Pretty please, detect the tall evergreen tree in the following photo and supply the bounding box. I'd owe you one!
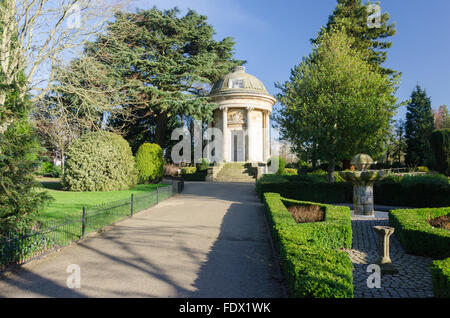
[79,7,244,151]
[404,85,435,167]
[314,0,397,76]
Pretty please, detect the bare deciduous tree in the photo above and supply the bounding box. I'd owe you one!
[0,0,129,132]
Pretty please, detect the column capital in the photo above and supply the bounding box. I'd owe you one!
[246,106,255,112]
[219,106,228,112]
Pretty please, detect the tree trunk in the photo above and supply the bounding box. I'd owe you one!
[61,149,65,177]
[327,159,335,183]
[312,146,317,170]
[155,112,168,148]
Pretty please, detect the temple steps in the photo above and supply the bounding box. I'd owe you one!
[214,163,256,183]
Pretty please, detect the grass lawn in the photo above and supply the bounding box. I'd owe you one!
[38,180,167,223]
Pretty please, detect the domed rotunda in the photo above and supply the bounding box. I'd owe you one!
[209,66,276,162]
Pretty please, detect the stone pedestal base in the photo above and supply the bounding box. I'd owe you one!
[373,226,398,275]
[353,183,374,217]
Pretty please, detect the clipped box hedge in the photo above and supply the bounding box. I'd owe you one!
[257,175,450,207]
[431,258,450,298]
[257,180,352,204]
[389,207,450,259]
[263,192,353,298]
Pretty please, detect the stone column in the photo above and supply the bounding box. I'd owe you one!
[263,111,270,161]
[221,107,228,162]
[247,106,254,162]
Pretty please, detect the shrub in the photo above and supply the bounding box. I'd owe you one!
[256,175,352,204]
[135,143,164,183]
[263,193,353,298]
[389,207,450,259]
[431,129,450,176]
[63,131,138,191]
[181,167,197,174]
[256,173,450,207]
[39,162,62,178]
[196,158,210,171]
[284,168,297,175]
[181,166,207,181]
[431,258,450,298]
[416,166,430,173]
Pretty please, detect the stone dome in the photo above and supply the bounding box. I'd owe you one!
[210,66,270,96]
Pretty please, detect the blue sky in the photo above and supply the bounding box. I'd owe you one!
[129,0,450,122]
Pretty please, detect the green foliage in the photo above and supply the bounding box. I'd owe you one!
[430,129,450,176]
[275,28,398,174]
[39,162,62,178]
[405,85,435,167]
[263,193,353,298]
[196,158,210,171]
[0,230,54,267]
[431,258,450,298]
[257,173,450,207]
[83,7,244,149]
[0,120,50,233]
[63,131,138,191]
[257,175,352,204]
[389,208,450,259]
[135,143,164,184]
[313,0,397,76]
[285,168,297,175]
[181,167,197,174]
[181,166,207,181]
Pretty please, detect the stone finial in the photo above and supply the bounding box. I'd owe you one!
[233,66,245,72]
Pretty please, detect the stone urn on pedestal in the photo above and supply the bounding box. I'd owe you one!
[339,154,387,217]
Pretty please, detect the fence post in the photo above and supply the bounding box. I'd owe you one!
[131,193,134,216]
[156,186,159,204]
[82,206,86,239]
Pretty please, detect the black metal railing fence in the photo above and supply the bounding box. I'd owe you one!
[0,180,183,272]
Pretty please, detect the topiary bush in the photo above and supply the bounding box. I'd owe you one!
[431,129,450,176]
[135,143,164,184]
[63,131,138,191]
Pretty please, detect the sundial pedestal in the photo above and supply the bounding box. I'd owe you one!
[373,226,398,275]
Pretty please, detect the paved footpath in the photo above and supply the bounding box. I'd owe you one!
[0,182,285,298]
[344,212,434,298]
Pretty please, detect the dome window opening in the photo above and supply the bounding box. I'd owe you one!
[229,79,244,89]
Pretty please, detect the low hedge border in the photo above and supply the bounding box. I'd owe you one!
[389,207,450,298]
[263,192,353,298]
[257,176,450,207]
[389,207,450,259]
[431,258,450,298]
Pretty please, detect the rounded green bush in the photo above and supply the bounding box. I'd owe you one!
[135,143,164,183]
[63,131,138,191]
